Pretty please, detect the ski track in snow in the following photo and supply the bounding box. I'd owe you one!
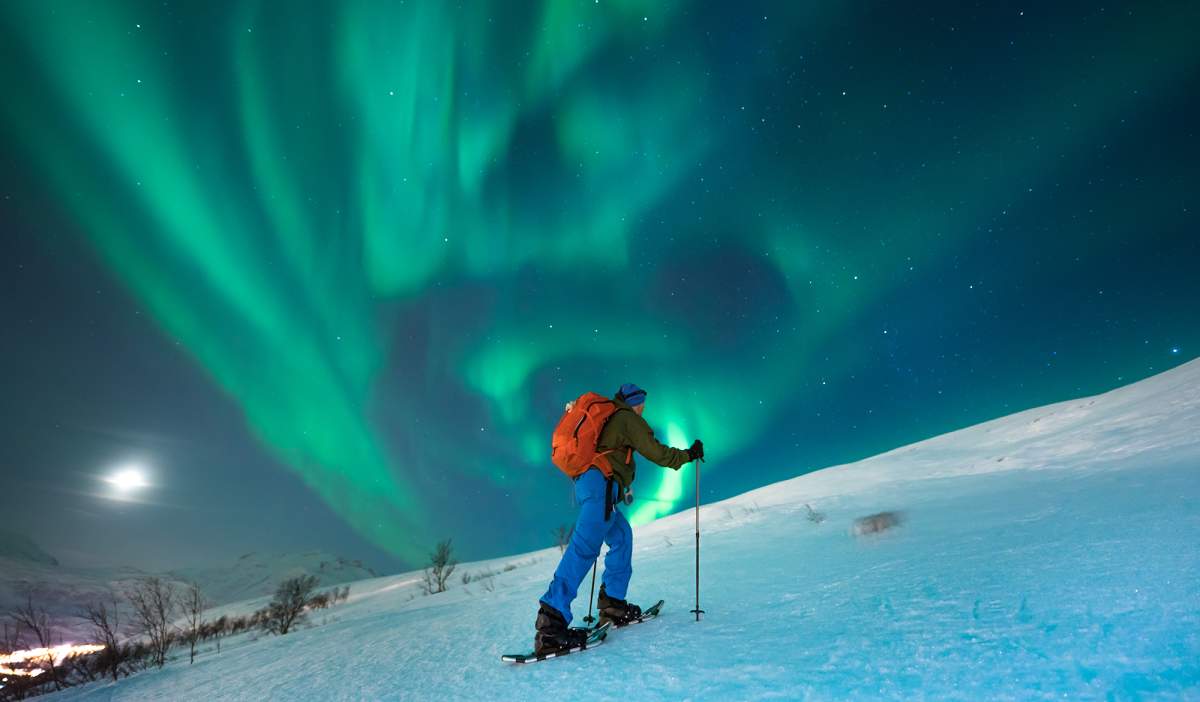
[42,360,1200,701]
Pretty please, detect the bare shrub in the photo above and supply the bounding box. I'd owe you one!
[65,650,96,683]
[263,574,319,635]
[207,614,229,653]
[9,590,63,690]
[126,577,178,668]
[420,539,457,595]
[126,641,151,671]
[81,593,126,681]
[181,583,207,664]
[805,503,826,524]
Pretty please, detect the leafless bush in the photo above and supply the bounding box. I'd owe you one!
[64,651,96,683]
[263,574,319,635]
[80,593,126,681]
[227,614,250,635]
[251,609,267,629]
[126,641,151,671]
[203,614,229,653]
[479,575,496,593]
[805,503,826,524]
[126,576,178,668]
[181,582,207,664]
[9,590,63,690]
[420,539,457,595]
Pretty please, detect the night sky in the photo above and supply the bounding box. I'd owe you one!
[1,1,1196,573]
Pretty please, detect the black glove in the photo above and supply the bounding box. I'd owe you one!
[687,439,704,462]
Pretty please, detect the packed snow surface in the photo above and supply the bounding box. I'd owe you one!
[46,360,1200,700]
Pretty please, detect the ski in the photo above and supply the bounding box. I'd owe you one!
[500,621,612,664]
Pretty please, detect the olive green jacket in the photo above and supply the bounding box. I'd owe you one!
[596,397,692,488]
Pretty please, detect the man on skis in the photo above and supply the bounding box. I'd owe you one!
[534,382,704,655]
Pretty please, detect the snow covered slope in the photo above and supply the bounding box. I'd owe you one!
[46,359,1200,701]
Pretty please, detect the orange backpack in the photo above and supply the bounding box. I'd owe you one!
[551,392,620,478]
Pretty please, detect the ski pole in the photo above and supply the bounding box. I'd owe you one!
[690,456,705,622]
[583,559,598,624]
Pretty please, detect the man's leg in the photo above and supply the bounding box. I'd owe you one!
[600,504,634,601]
[539,469,608,623]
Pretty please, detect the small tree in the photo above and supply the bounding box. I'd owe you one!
[263,575,318,635]
[553,524,574,553]
[210,614,228,653]
[9,590,63,691]
[420,539,457,595]
[127,577,177,668]
[81,593,126,681]
[181,582,207,664]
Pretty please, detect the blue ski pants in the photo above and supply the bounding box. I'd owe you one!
[540,467,633,624]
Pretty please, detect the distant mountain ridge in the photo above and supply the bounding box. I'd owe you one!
[167,551,379,606]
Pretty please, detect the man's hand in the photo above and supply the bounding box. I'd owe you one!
[687,439,705,462]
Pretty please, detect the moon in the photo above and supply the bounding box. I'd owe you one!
[104,466,149,496]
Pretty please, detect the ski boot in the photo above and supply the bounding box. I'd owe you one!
[596,584,643,627]
[534,602,590,655]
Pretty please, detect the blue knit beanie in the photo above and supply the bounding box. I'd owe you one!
[616,383,646,406]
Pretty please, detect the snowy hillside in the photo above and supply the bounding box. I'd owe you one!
[44,359,1200,700]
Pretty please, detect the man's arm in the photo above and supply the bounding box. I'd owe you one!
[622,412,692,470]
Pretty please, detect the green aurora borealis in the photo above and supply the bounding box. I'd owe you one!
[2,1,1197,568]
